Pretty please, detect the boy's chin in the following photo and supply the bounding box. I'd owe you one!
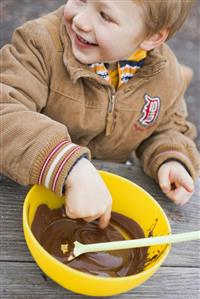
[72,49,98,65]
[74,55,97,65]
[75,57,93,65]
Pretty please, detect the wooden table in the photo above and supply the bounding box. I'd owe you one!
[0,161,199,298]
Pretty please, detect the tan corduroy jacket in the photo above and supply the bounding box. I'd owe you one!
[1,6,200,196]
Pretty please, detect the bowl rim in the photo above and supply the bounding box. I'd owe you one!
[23,170,171,282]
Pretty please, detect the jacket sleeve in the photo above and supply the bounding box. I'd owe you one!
[0,21,90,196]
[136,67,200,182]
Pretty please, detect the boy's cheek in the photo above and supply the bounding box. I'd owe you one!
[64,2,75,23]
[63,5,70,21]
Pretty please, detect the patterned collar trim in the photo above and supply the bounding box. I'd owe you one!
[89,49,147,89]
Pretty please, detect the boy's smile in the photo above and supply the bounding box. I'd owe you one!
[76,33,98,47]
[64,0,147,64]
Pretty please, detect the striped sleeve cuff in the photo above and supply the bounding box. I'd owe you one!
[30,139,91,196]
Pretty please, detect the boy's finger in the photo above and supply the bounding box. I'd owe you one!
[158,169,171,193]
[65,205,77,219]
[98,206,112,229]
[167,187,191,205]
[179,176,194,193]
[83,215,100,223]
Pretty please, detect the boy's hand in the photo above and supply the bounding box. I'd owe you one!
[158,161,194,205]
[64,158,112,229]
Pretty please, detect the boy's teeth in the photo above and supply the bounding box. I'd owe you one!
[78,35,96,46]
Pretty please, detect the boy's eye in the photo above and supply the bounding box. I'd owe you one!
[100,11,113,23]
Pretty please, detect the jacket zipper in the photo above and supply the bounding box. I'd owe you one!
[105,90,116,136]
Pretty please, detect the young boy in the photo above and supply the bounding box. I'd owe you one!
[1,0,199,229]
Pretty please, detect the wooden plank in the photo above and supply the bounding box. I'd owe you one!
[0,262,199,299]
[0,162,200,266]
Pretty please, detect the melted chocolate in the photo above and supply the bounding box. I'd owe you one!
[31,204,148,277]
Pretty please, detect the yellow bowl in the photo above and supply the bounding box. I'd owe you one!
[23,171,171,296]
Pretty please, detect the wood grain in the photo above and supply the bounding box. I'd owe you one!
[1,262,199,299]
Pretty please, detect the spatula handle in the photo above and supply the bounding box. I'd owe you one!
[75,231,200,255]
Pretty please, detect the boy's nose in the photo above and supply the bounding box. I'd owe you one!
[73,12,92,33]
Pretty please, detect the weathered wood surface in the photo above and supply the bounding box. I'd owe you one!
[0,161,199,298]
[1,263,199,299]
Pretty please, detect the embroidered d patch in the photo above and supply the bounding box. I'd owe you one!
[139,93,160,126]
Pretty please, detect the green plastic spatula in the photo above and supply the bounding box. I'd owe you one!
[63,230,200,261]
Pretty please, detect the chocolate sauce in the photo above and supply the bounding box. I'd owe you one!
[31,204,148,277]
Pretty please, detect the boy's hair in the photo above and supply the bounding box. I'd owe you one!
[138,0,195,39]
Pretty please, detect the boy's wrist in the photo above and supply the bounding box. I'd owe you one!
[159,158,192,177]
[63,156,89,192]
[144,149,198,183]
[65,158,94,188]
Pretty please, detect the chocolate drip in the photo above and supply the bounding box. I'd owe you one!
[31,204,148,277]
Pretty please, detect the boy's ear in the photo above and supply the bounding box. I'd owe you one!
[140,28,169,51]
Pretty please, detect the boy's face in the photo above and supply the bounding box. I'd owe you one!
[64,0,147,64]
